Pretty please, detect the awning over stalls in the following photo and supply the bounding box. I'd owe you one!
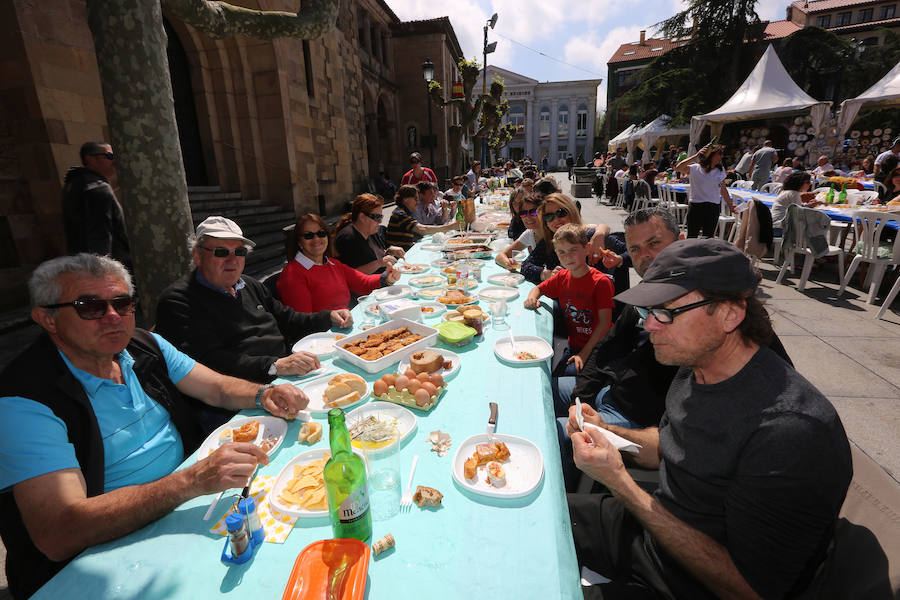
[837,60,900,136]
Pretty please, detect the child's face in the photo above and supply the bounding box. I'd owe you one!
[555,240,589,271]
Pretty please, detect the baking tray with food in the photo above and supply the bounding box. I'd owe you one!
[333,318,439,373]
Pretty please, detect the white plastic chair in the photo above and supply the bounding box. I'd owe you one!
[776,206,846,291]
[716,200,736,240]
[632,180,653,213]
[837,210,900,305]
[761,182,783,194]
[871,180,887,199]
[614,176,626,209]
[876,277,900,320]
[734,180,754,190]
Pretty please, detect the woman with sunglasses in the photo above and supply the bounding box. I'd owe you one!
[334,194,405,275]
[674,143,737,238]
[520,193,618,284]
[278,214,400,313]
[496,192,543,271]
[386,185,459,251]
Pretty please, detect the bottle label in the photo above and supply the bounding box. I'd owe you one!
[338,485,370,524]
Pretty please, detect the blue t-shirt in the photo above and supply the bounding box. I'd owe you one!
[0,333,195,493]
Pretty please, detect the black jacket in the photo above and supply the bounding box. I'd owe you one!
[0,330,203,599]
[155,270,332,384]
[62,167,131,268]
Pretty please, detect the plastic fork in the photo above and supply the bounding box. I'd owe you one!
[400,455,419,510]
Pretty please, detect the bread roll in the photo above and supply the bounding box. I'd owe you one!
[330,374,366,396]
[327,391,360,407]
[413,485,443,508]
[324,382,352,403]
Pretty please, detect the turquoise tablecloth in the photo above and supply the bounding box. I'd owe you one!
[34,233,582,599]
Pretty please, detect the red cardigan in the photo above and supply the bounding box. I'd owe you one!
[278,255,382,312]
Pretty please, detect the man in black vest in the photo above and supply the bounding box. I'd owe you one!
[0,254,310,598]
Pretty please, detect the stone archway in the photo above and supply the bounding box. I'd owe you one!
[164,17,208,186]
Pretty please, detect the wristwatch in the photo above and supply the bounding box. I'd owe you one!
[255,384,273,410]
[267,360,278,377]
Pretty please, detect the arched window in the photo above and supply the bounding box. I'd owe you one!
[558,104,568,137]
[539,107,550,139]
[577,104,588,137]
[508,105,525,135]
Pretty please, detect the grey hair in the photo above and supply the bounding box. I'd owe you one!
[623,208,680,239]
[29,253,133,310]
[189,234,209,253]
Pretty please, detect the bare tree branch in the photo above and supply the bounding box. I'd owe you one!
[161,0,338,40]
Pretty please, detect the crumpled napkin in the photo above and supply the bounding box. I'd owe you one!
[583,422,642,454]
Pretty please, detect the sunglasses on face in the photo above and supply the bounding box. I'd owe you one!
[542,207,569,223]
[635,299,718,324]
[301,230,328,240]
[43,295,136,320]
[200,246,249,258]
[364,212,383,222]
[518,208,539,218]
[91,152,116,160]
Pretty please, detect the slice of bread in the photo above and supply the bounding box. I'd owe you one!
[329,374,366,396]
[326,391,360,407]
[324,382,352,403]
[413,485,443,508]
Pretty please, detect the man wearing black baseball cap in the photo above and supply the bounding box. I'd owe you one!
[568,238,852,599]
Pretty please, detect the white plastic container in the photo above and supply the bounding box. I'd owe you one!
[333,318,439,373]
[378,298,422,322]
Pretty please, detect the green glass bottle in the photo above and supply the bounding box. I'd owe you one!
[838,183,847,204]
[825,184,835,204]
[456,201,466,232]
[324,408,372,541]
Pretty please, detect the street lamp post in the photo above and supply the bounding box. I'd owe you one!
[422,58,436,170]
[481,13,498,167]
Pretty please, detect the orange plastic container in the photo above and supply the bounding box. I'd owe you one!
[282,538,371,600]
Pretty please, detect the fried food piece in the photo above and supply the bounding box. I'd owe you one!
[493,441,510,462]
[361,350,383,361]
[464,456,477,480]
[232,420,259,443]
[346,345,368,356]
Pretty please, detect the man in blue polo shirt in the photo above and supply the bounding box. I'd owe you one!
[0,253,310,599]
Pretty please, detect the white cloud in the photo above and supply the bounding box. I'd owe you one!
[755,0,787,21]
[564,25,644,111]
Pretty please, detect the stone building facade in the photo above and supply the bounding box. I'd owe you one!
[0,0,463,311]
[480,66,601,168]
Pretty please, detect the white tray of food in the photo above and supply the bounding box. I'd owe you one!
[451,433,544,499]
[291,331,347,358]
[197,416,287,461]
[408,274,445,288]
[270,448,368,518]
[417,301,446,318]
[372,285,412,301]
[397,347,460,379]
[493,335,553,364]
[479,286,520,302]
[333,318,439,373]
[486,273,524,287]
[299,373,370,415]
[346,401,417,454]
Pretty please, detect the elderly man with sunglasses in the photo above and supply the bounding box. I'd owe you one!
[62,141,131,270]
[156,217,351,430]
[0,253,310,598]
[567,238,851,600]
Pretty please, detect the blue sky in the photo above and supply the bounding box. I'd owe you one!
[388,0,786,112]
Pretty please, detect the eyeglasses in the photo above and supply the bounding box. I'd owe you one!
[301,230,329,240]
[90,152,116,160]
[518,208,539,218]
[635,299,718,324]
[542,207,569,223]
[364,212,383,222]
[42,295,136,320]
[200,246,249,258]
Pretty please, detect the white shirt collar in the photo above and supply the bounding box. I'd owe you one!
[294,250,333,270]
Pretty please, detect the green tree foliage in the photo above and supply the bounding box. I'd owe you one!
[777,27,851,102]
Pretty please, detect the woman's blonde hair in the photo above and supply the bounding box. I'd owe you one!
[539,192,583,252]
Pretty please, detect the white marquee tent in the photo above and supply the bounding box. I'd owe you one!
[689,45,831,153]
[628,115,691,159]
[608,124,637,151]
[837,60,900,136]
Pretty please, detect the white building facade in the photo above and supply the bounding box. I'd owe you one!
[479,66,602,167]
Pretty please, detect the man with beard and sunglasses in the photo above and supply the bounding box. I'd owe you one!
[0,253,311,599]
[156,216,351,431]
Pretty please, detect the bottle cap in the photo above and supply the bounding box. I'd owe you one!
[238,497,256,515]
[225,513,245,532]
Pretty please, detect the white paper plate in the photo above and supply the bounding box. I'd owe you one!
[269,447,368,518]
[197,416,287,462]
[300,376,370,415]
[373,285,412,301]
[479,286,520,302]
[408,274,445,288]
[364,303,382,316]
[396,263,430,274]
[346,401,417,454]
[442,308,490,325]
[487,273,525,287]
[451,433,544,499]
[415,287,445,299]
[291,331,345,358]
[397,347,461,379]
[420,243,443,251]
[493,335,553,364]
[489,239,509,251]
[417,301,447,318]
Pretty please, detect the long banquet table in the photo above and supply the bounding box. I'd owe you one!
[33,227,582,598]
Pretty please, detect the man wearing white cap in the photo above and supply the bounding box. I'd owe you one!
[156,216,351,429]
[568,238,851,599]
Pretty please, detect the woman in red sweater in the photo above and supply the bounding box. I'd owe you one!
[278,214,400,312]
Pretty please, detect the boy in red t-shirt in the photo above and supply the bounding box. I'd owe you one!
[524,224,614,375]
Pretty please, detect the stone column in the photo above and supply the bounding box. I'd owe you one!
[586,97,596,158]
[525,97,534,159]
[550,99,559,165]
[568,96,578,161]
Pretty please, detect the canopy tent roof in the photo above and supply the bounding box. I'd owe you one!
[837,60,900,136]
[689,45,830,152]
[627,115,691,150]
[608,124,637,150]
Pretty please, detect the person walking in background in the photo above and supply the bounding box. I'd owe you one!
[749,140,778,190]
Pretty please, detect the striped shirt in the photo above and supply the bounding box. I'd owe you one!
[386,206,420,250]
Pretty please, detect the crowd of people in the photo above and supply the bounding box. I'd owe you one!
[0,139,864,599]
